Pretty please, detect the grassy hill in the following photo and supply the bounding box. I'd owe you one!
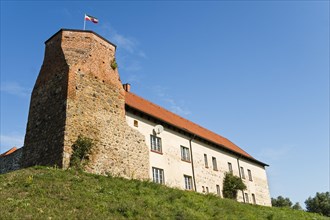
[0,167,328,220]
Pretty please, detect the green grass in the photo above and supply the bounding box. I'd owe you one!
[0,167,328,220]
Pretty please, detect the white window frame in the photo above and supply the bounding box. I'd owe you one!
[150,135,162,153]
[184,175,193,190]
[181,146,190,162]
[152,167,164,184]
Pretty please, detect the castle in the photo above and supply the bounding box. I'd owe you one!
[0,29,271,206]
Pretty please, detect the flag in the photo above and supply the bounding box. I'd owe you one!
[85,14,99,24]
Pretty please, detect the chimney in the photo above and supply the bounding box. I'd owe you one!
[123,83,131,92]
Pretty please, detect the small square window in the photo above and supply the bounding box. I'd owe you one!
[133,120,138,127]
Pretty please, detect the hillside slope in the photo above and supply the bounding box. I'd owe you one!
[0,167,328,220]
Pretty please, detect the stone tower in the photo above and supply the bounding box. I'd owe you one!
[21,29,149,179]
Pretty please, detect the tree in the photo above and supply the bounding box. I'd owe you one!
[222,172,247,199]
[271,196,293,208]
[305,192,330,217]
[292,202,302,210]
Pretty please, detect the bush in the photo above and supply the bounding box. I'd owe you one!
[222,172,246,199]
[70,135,94,170]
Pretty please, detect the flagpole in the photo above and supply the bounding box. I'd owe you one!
[83,14,86,30]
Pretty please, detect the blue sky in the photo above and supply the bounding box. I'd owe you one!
[1,1,329,208]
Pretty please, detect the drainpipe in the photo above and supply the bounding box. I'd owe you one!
[189,134,197,191]
[237,156,246,203]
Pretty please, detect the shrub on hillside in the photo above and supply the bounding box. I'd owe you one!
[70,135,94,170]
[222,172,246,199]
[271,196,293,208]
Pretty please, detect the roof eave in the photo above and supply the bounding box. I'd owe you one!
[125,104,269,167]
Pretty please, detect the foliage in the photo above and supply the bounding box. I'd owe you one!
[292,202,303,210]
[70,135,94,170]
[0,167,328,220]
[271,196,304,211]
[111,58,118,70]
[305,192,330,217]
[271,196,293,208]
[222,172,247,199]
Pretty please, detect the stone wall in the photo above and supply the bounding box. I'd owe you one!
[0,148,23,174]
[21,31,68,168]
[21,29,149,180]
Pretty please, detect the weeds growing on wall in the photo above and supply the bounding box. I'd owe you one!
[70,135,94,170]
[111,58,118,70]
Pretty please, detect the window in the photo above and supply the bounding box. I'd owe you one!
[150,135,162,153]
[240,167,245,179]
[181,146,190,162]
[228,162,233,173]
[248,169,253,181]
[202,186,205,193]
[204,154,208,168]
[245,193,249,203]
[206,187,209,193]
[152,167,164,184]
[133,120,138,127]
[184,175,193,190]
[216,184,221,196]
[212,157,218,171]
[252,193,256,204]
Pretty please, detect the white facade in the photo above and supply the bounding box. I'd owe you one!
[126,110,271,206]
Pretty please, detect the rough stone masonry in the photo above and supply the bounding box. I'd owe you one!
[9,29,149,179]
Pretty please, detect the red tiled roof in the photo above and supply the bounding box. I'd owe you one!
[125,92,265,165]
[0,147,17,158]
